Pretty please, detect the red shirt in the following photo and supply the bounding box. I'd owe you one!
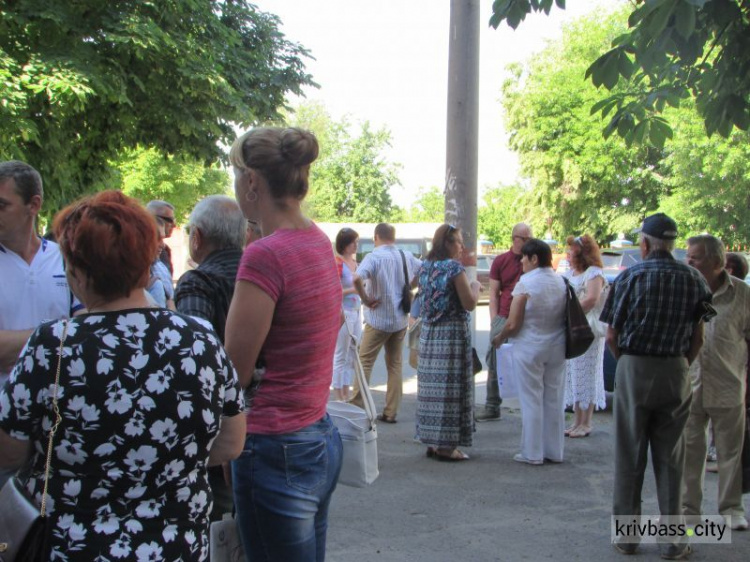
[236,223,342,434]
[489,249,523,317]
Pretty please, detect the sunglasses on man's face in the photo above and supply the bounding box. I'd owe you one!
[157,215,175,226]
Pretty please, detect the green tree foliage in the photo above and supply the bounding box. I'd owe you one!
[501,10,664,242]
[0,0,314,215]
[659,103,750,247]
[289,102,400,222]
[402,186,445,223]
[490,0,750,143]
[111,148,230,223]
[478,184,530,246]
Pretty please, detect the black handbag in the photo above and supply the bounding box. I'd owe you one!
[0,321,67,562]
[471,347,482,376]
[563,278,595,359]
[398,249,412,314]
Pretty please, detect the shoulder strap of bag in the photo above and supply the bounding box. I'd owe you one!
[41,320,68,517]
[342,316,377,425]
[398,249,409,287]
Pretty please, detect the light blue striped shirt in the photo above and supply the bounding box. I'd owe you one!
[357,244,421,332]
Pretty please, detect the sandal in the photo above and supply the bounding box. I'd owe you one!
[433,448,470,462]
[564,425,578,436]
[569,426,592,438]
[377,414,397,424]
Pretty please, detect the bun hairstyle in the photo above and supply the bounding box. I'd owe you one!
[53,190,159,300]
[229,127,319,201]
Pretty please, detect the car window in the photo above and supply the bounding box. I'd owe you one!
[395,242,422,256]
[476,255,493,271]
[601,253,622,269]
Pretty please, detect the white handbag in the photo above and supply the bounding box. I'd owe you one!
[209,514,245,562]
[587,281,609,338]
[496,343,518,399]
[327,319,379,488]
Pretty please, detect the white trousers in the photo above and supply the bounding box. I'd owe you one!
[513,341,567,462]
[332,308,362,389]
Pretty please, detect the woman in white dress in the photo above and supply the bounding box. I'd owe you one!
[563,235,607,438]
[492,239,567,465]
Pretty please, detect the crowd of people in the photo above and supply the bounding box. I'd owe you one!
[1,131,749,561]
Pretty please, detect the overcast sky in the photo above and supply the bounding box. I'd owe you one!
[255,0,622,206]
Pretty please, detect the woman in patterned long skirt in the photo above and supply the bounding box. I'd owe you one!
[416,224,480,461]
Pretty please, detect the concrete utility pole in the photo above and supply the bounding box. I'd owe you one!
[445,0,480,276]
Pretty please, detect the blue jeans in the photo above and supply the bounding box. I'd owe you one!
[232,415,343,562]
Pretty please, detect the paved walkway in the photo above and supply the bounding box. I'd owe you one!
[326,310,749,561]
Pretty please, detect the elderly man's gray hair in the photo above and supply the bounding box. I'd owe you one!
[189,195,246,250]
[641,232,675,253]
[687,234,725,268]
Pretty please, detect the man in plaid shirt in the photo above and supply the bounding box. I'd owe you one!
[601,213,713,560]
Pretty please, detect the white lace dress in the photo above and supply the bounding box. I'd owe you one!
[564,266,607,410]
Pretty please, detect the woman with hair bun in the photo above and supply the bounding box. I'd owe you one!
[0,190,246,561]
[225,127,344,561]
[562,234,607,438]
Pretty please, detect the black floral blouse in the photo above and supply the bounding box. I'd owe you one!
[0,309,244,561]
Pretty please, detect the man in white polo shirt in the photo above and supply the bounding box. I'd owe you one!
[0,161,82,388]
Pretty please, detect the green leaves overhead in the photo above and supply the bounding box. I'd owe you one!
[490,0,750,145]
[497,3,750,246]
[0,0,315,215]
[490,0,566,29]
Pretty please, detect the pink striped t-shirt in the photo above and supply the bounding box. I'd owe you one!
[236,222,342,434]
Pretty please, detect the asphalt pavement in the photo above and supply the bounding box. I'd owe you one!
[325,307,749,561]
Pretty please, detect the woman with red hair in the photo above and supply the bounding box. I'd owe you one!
[562,235,608,438]
[0,190,246,561]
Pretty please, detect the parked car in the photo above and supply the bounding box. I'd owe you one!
[600,246,687,391]
[476,254,496,304]
[602,248,687,283]
[356,237,432,262]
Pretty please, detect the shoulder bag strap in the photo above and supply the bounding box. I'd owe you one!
[398,249,409,287]
[342,314,377,425]
[40,320,68,517]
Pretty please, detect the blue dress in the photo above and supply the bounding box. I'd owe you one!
[415,259,474,447]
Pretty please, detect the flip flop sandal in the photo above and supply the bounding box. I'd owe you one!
[434,448,470,462]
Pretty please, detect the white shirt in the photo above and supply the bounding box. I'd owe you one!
[357,244,421,332]
[511,267,566,347]
[0,239,81,383]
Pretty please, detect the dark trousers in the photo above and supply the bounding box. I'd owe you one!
[483,316,507,411]
[613,355,691,520]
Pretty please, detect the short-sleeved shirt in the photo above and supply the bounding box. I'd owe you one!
[357,245,421,332]
[337,257,361,311]
[0,239,82,384]
[600,251,712,357]
[148,260,174,307]
[489,250,523,318]
[236,223,342,435]
[690,273,750,407]
[418,259,468,324]
[0,309,243,561]
[511,267,566,346]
